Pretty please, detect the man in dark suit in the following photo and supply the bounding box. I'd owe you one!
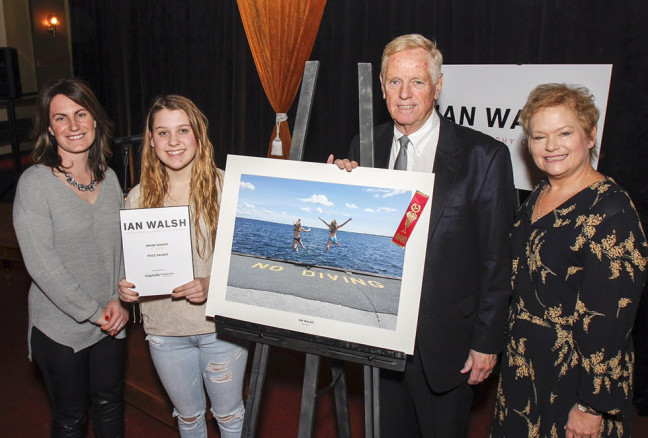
[329,34,515,437]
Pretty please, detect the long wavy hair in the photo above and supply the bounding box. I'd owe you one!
[31,78,113,181]
[139,95,222,258]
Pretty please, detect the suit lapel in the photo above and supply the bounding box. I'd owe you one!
[428,116,462,241]
[373,122,393,169]
[375,117,461,241]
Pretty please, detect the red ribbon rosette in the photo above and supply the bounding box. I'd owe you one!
[392,191,430,248]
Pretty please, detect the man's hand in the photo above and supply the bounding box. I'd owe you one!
[327,154,358,172]
[460,349,497,385]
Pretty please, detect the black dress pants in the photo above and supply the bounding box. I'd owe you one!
[31,327,126,438]
[379,348,474,437]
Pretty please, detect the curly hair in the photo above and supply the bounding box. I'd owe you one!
[138,95,222,258]
[31,78,113,181]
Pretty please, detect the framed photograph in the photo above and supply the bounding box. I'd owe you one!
[206,155,435,354]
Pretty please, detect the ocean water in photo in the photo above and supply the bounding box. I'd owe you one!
[231,217,405,278]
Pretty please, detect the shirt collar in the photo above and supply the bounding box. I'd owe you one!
[392,111,440,157]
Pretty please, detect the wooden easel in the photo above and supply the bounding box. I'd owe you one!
[215,317,405,438]
[215,61,406,437]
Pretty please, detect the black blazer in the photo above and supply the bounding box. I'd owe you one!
[350,114,515,392]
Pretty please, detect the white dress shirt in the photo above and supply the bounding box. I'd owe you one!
[389,111,440,173]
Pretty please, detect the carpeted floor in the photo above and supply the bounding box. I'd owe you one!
[0,258,497,437]
[1,238,647,437]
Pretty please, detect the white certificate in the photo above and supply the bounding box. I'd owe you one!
[120,206,194,296]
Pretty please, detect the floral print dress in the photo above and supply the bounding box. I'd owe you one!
[492,177,648,437]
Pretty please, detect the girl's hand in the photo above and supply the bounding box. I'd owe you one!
[172,277,210,304]
[118,278,139,303]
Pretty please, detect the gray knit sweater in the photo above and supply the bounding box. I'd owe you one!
[13,165,125,354]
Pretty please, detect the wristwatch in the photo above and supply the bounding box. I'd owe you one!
[577,402,602,416]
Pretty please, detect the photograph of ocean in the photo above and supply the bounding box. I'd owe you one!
[231,217,405,278]
[222,173,414,330]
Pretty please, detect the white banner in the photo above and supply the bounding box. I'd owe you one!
[437,64,612,190]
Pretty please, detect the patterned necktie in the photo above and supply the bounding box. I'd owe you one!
[394,135,409,170]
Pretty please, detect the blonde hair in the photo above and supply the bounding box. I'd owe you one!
[139,95,222,258]
[381,34,443,83]
[329,219,337,231]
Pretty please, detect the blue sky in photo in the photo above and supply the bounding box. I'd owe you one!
[235,174,414,237]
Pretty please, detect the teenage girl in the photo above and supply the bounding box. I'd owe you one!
[118,95,248,437]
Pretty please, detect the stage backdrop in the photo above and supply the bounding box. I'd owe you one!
[67,0,648,219]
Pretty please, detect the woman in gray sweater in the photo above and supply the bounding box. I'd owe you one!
[13,78,128,437]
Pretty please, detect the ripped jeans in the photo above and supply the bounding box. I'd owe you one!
[146,332,248,438]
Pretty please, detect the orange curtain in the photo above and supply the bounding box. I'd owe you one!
[237,0,327,159]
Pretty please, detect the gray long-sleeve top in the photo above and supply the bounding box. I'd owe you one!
[13,165,125,353]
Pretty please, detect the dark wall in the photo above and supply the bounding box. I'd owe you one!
[69,0,648,216]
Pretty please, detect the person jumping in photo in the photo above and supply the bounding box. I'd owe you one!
[319,217,352,251]
[293,218,311,252]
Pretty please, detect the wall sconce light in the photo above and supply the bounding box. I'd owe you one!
[46,13,59,38]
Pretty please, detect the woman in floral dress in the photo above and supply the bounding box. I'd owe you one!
[492,83,648,438]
